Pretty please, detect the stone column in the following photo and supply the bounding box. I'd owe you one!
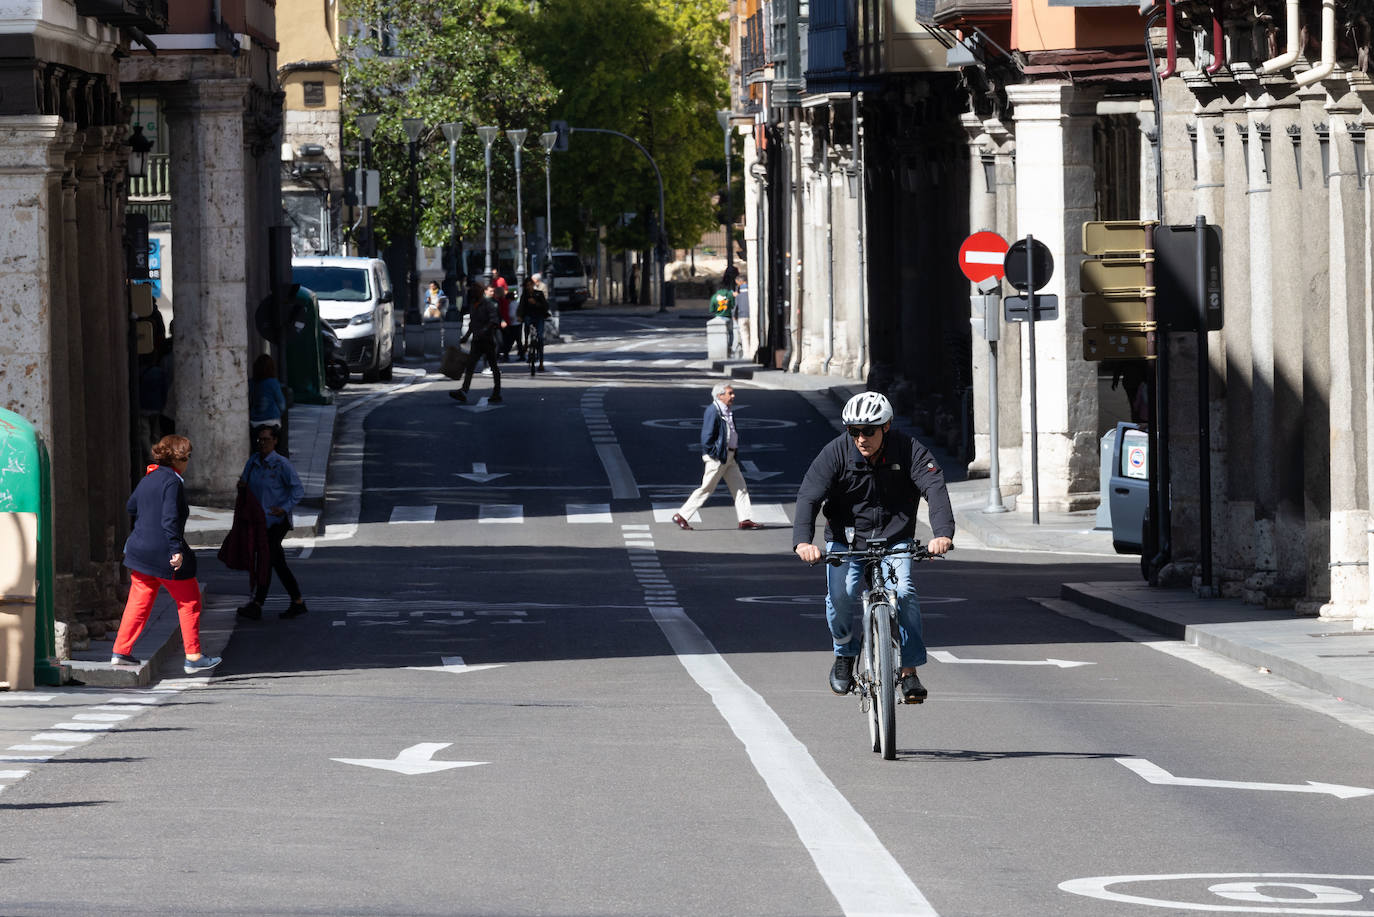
[1322,92,1371,620]
[164,80,253,506]
[1005,83,1101,511]
[962,113,995,480]
[1241,89,1280,603]
[0,117,66,454]
[1215,103,1256,596]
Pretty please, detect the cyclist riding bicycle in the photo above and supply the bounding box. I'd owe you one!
[793,392,955,703]
[517,275,551,372]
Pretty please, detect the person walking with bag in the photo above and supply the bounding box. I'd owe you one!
[235,425,308,620]
[671,383,761,531]
[450,280,503,404]
[111,434,222,675]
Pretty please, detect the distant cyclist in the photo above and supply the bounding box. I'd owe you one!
[793,392,955,703]
[517,274,551,371]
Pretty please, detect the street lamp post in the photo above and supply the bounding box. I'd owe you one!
[402,117,426,325]
[477,126,500,280]
[717,110,733,273]
[356,113,381,256]
[539,131,557,276]
[440,121,464,307]
[507,128,528,285]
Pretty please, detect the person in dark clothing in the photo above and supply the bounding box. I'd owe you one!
[517,275,551,371]
[111,434,222,675]
[450,281,503,404]
[793,392,955,703]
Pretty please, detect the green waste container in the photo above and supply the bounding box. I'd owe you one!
[0,409,66,687]
[285,286,333,406]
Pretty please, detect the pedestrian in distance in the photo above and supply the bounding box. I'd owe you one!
[423,280,448,322]
[235,425,308,621]
[111,434,222,675]
[517,274,551,371]
[451,280,504,404]
[248,353,286,453]
[793,392,954,704]
[672,382,761,531]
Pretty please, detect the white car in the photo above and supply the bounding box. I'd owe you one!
[292,256,395,381]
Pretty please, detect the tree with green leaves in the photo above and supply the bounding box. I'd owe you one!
[510,0,729,259]
[341,0,557,257]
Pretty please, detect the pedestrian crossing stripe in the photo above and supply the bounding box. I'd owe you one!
[381,503,790,525]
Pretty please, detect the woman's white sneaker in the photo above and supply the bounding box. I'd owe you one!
[183,655,222,675]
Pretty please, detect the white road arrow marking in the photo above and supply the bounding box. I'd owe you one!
[406,655,505,674]
[457,462,508,483]
[930,650,1094,668]
[332,743,487,775]
[1117,758,1374,799]
[739,460,782,481]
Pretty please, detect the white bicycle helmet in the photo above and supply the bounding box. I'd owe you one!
[841,391,894,426]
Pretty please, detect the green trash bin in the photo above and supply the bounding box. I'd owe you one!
[285,286,333,406]
[0,409,67,687]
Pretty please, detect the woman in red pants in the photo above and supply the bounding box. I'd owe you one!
[111,434,222,675]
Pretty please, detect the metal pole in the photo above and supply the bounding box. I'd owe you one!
[409,139,420,325]
[484,141,493,278]
[983,291,1007,513]
[545,149,553,271]
[1026,234,1040,525]
[1195,214,1213,596]
[448,138,457,283]
[514,144,525,283]
[724,120,734,271]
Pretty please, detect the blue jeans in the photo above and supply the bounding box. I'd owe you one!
[825,540,927,668]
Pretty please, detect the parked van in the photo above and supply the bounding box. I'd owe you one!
[546,250,589,309]
[291,256,395,381]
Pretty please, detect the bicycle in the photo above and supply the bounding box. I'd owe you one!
[819,537,935,761]
[525,321,545,376]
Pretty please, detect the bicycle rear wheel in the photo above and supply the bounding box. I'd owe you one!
[871,603,896,760]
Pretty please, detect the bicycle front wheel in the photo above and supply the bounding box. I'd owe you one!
[871,603,896,760]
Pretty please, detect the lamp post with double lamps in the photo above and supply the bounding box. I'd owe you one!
[356,113,381,256]
[440,121,464,307]
[402,117,426,324]
[477,125,500,280]
[717,110,734,272]
[507,128,528,285]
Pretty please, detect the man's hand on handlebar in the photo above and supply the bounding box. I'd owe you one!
[927,536,953,556]
[795,543,822,565]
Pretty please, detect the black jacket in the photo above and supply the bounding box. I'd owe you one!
[792,429,955,549]
[466,297,501,347]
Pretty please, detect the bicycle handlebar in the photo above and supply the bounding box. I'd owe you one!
[815,543,938,566]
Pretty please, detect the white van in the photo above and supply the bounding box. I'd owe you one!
[547,250,589,308]
[292,256,395,381]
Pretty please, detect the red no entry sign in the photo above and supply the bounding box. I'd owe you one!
[958,231,1010,283]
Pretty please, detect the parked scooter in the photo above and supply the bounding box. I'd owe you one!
[321,322,349,391]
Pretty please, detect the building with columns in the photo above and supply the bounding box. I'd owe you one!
[0,2,282,652]
[733,0,1374,629]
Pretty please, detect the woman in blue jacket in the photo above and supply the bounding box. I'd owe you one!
[111,434,222,674]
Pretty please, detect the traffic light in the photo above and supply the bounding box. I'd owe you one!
[550,120,570,152]
[1080,220,1156,362]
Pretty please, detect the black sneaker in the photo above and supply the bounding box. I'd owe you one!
[828,656,855,695]
[900,672,928,704]
[236,602,262,621]
[450,390,468,403]
[110,653,141,666]
[279,600,308,619]
[488,394,503,404]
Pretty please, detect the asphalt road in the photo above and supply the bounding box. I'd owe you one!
[4,310,1373,916]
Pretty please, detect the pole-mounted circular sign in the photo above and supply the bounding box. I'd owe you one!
[957,231,1010,284]
[1003,238,1055,292]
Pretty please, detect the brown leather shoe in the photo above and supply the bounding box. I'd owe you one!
[738,520,763,530]
[671,513,693,531]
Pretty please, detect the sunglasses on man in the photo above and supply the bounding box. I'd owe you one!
[847,425,882,438]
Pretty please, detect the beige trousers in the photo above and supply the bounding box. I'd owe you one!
[677,450,753,521]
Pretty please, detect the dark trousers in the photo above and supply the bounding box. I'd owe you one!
[253,523,301,605]
[461,336,502,395]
